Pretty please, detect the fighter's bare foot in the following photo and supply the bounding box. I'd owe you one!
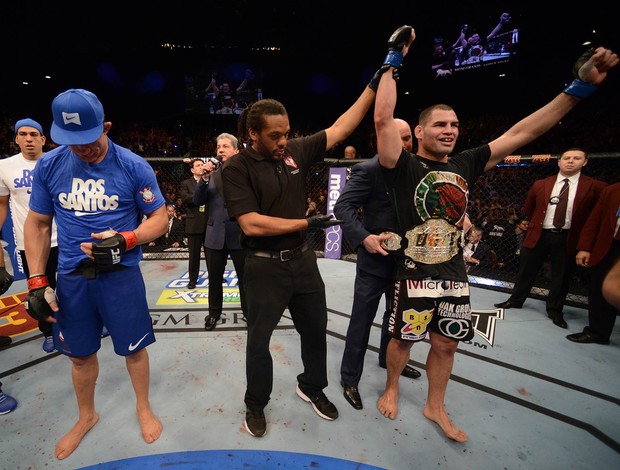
[377,389,399,420]
[137,408,162,444]
[423,406,468,443]
[55,413,99,460]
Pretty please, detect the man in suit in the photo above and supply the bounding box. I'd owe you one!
[463,226,493,274]
[495,148,607,328]
[180,158,208,289]
[567,182,620,344]
[194,133,247,331]
[334,118,420,411]
[499,217,529,272]
[149,203,185,248]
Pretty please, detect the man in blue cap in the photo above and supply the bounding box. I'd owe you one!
[0,118,58,353]
[23,89,168,460]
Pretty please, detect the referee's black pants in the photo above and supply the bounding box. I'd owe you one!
[243,249,328,411]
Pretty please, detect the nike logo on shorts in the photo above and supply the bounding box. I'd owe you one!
[128,333,150,352]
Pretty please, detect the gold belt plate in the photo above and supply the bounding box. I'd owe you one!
[382,219,460,264]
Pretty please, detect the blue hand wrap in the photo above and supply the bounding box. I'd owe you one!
[563,79,597,99]
[383,50,404,68]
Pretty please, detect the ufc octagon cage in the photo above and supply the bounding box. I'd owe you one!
[145,153,620,308]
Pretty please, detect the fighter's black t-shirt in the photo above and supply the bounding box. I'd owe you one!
[382,144,491,281]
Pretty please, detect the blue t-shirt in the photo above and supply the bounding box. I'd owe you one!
[29,139,165,273]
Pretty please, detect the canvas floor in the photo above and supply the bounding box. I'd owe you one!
[1,257,619,470]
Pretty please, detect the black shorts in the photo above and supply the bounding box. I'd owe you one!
[388,278,474,342]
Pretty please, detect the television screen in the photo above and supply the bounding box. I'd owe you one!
[431,10,520,78]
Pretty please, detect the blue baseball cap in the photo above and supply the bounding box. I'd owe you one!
[51,89,104,145]
[14,118,44,138]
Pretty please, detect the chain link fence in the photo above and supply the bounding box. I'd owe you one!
[145,153,620,307]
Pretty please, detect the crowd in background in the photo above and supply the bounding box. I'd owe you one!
[3,106,620,161]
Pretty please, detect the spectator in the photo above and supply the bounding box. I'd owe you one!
[343,145,357,159]
[499,217,529,272]
[463,225,493,274]
[148,203,185,248]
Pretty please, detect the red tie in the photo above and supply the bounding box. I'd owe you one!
[553,179,569,229]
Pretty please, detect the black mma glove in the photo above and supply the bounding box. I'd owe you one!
[563,47,598,99]
[24,275,56,322]
[91,231,137,268]
[306,214,343,229]
[0,266,14,295]
[368,25,413,91]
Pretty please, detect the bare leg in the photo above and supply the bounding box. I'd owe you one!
[126,348,162,444]
[55,354,100,460]
[422,332,468,443]
[377,338,413,419]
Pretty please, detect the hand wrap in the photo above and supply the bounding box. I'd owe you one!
[0,266,14,295]
[24,275,56,322]
[563,79,597,98]
[92,231,137,268]
[306,214,343,229]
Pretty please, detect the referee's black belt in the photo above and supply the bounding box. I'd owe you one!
[543,228,569,233]
[248,242,310,262]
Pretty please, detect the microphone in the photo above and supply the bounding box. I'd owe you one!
[205,156,222,171]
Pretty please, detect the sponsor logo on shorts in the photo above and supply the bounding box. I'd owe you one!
[128,332,150,351]
[437,318,471,340]
[406,279,469,298]
[400,307,432,340]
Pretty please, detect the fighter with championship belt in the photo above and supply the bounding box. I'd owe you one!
[372,24,618,446]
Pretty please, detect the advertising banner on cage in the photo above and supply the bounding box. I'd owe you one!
[1,206,25,281]
[324,167,347,260]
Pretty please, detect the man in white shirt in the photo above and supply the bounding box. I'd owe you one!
[0,119,59,352]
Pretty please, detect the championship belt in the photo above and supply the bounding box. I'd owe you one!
[382,218,461,264]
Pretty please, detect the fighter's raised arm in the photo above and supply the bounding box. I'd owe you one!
[374,25,415,169]
[485,46,619,170]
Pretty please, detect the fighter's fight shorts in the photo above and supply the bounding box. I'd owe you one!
[387,278,474,342]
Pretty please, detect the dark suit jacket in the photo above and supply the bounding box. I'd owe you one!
[470,241,493,267]
[576,182,620,266]
[193,170,243,250]
[522,173,607,256]
[153,217,185,247]
[333,156,397,278]
[180,176,207,235]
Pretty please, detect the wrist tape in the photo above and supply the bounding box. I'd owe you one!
[120,231,138,251]
[28,275,49,290]
[563,79,597,99]
[383,50,404,68]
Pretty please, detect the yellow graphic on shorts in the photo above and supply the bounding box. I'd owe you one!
[401,308,433,336]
